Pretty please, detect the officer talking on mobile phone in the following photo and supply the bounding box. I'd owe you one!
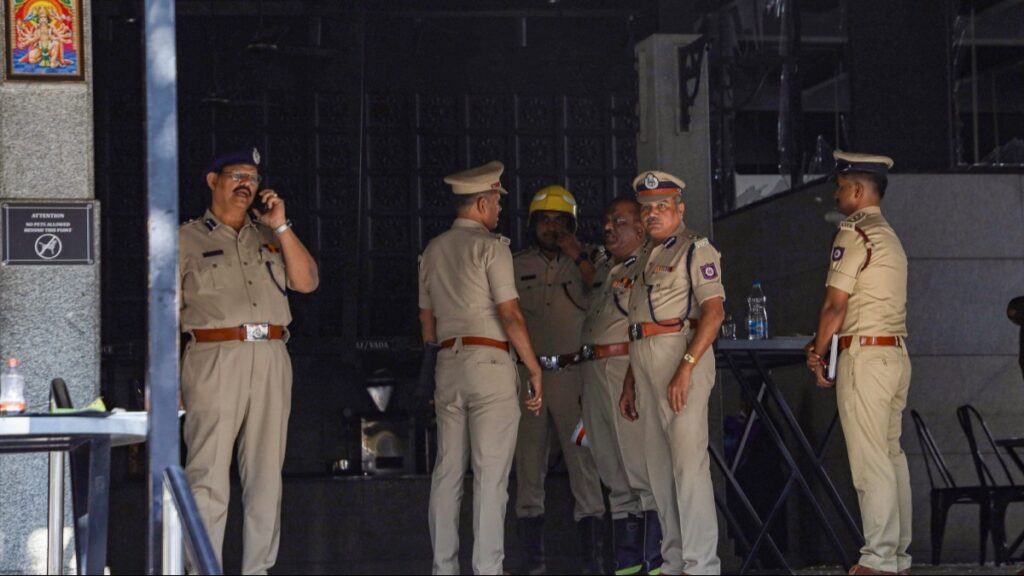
[179,147,318,574]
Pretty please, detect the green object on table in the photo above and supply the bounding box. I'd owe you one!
[49,397,107,414]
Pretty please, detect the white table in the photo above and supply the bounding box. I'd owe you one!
[0,412,148,575]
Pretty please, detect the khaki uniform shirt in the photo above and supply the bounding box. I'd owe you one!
[627,223,725,325]
[418,218,518,342]
[582,246,645,346]
[826,206,908,337]
[514,246,594,355]
[179,210,292,332]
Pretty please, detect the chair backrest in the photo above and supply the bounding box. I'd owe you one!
[910,409,958,489]
[956,404,1017,488]
[50,378,73,410]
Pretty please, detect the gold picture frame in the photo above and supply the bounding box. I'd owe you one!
[4,0,84,81]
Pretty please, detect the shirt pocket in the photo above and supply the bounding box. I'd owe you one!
[560,279,587,311]
[516,275,543,309]
[643,266,678,289]
[263,252,288,295]
[193,257,233,292]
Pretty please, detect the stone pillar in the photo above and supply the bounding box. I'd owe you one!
[635,33,713,237]
[0,0,99,572]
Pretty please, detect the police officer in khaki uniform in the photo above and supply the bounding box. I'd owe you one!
[180,148,319,574]
[805,151,911,576]
[513,185,606,575]
[619,171,724,575]
[579,197,664,575]
[419,161,544,575]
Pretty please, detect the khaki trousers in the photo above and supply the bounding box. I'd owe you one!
[630,331,720,575]
[580,355,656,517]
[429,343,521,575]
[515,364,605,521]
[181,339,292,575]
[836,340,913,574]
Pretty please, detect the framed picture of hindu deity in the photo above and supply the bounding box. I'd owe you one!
[4,0,84,81]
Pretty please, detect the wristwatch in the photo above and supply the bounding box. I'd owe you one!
[683,353,697,365]
[574,251,590,265]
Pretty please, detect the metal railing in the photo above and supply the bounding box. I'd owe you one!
[162,466,221,575]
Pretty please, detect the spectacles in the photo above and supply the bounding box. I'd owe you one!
[224,171,262,186]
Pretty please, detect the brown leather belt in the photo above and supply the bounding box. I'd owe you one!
[192,324,285,342]
[580,342,630,361]
[837,335,901,352]
[440,336,510,352]
[628,318,700,342]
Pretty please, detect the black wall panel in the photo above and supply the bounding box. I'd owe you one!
[93,1,647,473]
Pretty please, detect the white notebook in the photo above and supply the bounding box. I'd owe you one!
[828,334,839,381]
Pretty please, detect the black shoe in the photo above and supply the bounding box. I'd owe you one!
[643,510,663,574]
[579,516,606,575]
[519,515,546,575]
[613,514,644,575]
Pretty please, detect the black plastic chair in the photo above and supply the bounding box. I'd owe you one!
[910,410,989,565]
[956,405,1024,565]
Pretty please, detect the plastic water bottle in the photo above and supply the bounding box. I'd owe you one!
[0,358,26,414]
[746,281,768,340]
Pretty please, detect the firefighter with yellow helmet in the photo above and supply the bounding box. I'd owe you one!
[513,185,607,574]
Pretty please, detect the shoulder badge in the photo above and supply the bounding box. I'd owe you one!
[694,238,709,249]
[495,234,511,246]
[839,221,856,232]
[847,211,867,224]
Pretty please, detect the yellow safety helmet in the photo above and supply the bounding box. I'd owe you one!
[528,185,578,231]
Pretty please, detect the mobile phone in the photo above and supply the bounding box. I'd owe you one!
[255,191,270,215]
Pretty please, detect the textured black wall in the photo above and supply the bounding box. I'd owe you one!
[846,0,955,169]
[93,1,649,474]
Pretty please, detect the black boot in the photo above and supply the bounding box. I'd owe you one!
[519,515,546,575]
[643,510,664,575]
[613,514,644,575]
[579,516,606,575]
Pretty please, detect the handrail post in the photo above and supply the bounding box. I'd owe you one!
[143,0,181,572]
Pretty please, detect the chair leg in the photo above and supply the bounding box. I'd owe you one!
[991,496,1011,566]
[980,499,991,566]
[931,493,949,566]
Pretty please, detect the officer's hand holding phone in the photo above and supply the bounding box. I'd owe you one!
[252,189,287,229]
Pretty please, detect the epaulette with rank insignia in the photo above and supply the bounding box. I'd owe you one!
[694,238,710,249]
[495,234,511,245]
[839,221,857,232]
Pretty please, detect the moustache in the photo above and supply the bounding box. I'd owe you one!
[645,218,661,227]
[233,187,252,197]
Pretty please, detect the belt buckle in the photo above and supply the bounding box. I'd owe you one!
[539,355,559,370]
[580,345,595,361]
[245,323,270,341]
[628,323,643,342]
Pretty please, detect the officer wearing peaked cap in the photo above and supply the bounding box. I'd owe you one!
[619,170,725,575]
[180,147,319,574]
[806,151,912,575]
[419,160,544,575]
